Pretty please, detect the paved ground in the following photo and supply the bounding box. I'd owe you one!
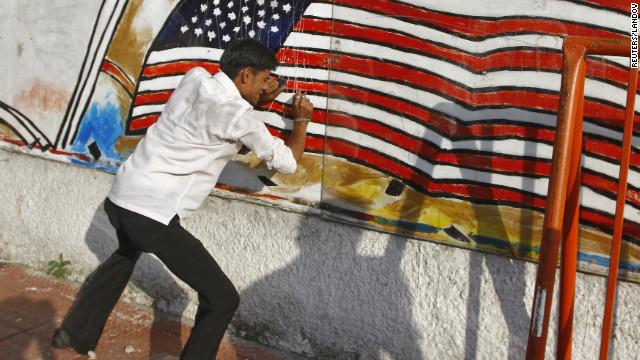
[0,262,303,360]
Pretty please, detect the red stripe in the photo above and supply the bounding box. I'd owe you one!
[134,90,173,106]
[129,115,160,131]
[326,0,625,38]
[101,60,135,94]
[142,61,220,78]
[295,19,628,82]
[580,210,640,237]
[578,0,628,13]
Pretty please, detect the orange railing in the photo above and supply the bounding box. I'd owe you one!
[525,37,637,360]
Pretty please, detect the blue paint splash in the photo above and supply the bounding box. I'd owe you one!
[71,96,124,170]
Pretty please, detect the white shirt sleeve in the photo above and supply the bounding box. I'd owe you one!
[228,109,298,174]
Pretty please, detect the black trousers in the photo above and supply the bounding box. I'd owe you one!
[59,198,239,359]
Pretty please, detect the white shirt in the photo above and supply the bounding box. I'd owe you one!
[108,67,297,225]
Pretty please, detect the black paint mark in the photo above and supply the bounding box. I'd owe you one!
[258,176,278,187]
[88,141,101,160]
[385,179,405,197]
[443,224,471,243]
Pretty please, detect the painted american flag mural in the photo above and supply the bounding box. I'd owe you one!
[1,0,638,279]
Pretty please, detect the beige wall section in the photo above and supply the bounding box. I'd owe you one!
[1,147,639,359]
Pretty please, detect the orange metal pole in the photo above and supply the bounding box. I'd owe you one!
[526,43,587,360]
[563,37,631,57]
[557,68,585,360]
[527,36,633,360]
[599,65,639,360]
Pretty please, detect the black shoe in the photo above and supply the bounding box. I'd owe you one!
[51,328,71,349]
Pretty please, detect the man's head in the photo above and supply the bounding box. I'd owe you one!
[220,38,278,105]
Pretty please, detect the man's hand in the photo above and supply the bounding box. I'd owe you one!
[257,77,286,106]
[292,91,313,121]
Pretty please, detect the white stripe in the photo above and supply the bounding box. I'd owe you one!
[131,104,166,118]
[304,4,624,54]
[305,1,625,35]
[60,0,127,149]
[137,75,184,92]
[285,32,638,112]
[305,4,565,52]
[147,47,224,64]
[399,0,626,33]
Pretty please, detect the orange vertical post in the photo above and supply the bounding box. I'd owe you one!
[557,61,585,360]
[526,42,586,360]
[599,65,639,360]
[525,37,632,360]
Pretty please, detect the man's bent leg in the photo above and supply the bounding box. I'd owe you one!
[55,199,142,354]
[142,222,239,360]
[56,245,141,354]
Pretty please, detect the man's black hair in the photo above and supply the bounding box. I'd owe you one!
[219,38,278,79]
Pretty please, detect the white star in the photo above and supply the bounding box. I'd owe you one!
[241,6,248,12]
[233,26,240,33]
[213,8,221,16]
[228,12,236,20]
[257,0,264,5]
[201,4,208,12]
[208,31,216,41]
[270,25,279,32]
[273,14,280,20]
[191,15,198,23]
[243,15,251,25]
[205,19,213,26]
[257,20,266,28]
[213,0,220,5]
[249,30,256,37]
[258,9,265,17]
[222,34,231,42]
[283,3,291,13]
[270,0,278,8]
[227,1,234,8]
[220,21,227,29]
[194,28,203,36]
[180,25,189,33]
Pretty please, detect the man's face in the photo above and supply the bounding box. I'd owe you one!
[243,68,272,106]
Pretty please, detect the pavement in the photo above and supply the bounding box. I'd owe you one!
[0,262,304,360]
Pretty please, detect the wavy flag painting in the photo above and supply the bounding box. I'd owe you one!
[1,0,639,279]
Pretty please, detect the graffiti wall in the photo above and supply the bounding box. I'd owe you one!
[1,0,639,280]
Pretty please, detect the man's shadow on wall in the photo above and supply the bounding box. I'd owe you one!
[83,200,189,355]
[443,103,534,358]
[233,188,424,359]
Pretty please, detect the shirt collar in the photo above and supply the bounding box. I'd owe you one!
[213,71,243,99]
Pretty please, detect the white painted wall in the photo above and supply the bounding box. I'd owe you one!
[2,147,639,359]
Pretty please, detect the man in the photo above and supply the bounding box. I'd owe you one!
[52,38,314,359]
